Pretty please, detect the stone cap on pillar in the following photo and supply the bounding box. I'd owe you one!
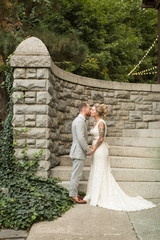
[10,37,51,67]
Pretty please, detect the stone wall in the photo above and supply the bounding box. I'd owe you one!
[10,37,160,177]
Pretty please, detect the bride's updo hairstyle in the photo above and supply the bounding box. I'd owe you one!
[94,104,108,118]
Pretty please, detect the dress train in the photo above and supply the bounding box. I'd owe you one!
[84,119,156,211]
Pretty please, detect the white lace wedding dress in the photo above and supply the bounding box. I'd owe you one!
[84,119,156,211]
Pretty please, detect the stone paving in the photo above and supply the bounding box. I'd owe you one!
[0,199,159,240]
[26,199,159,240]
[0,229,28,240]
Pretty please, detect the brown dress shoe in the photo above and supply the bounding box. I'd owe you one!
[71,196,87,204]
[77,194,84,200]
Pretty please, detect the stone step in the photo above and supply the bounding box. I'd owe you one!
[59,181,160,198]
[51,166,160,182]
[110,156,160,169]
[109,146,160,158]
[123,129,160,138]
[60,155,160,169]
[106,137,160,148]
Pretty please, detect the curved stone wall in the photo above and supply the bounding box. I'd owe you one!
[10,37,160,177]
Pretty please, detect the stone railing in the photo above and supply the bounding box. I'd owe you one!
[10,37,160,177]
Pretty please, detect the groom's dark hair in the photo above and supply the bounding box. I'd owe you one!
[78,103,88,112]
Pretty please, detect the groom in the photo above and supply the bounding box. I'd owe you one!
[69,103,93,204]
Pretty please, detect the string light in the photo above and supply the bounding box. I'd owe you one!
[132,66,157,75]
[128,36,158,76]
[132,71,157,76]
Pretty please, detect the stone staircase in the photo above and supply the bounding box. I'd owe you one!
[51,129,160,198]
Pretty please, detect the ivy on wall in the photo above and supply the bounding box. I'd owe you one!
[0,58,74,230]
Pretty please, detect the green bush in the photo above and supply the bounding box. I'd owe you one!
[0,58,74,231]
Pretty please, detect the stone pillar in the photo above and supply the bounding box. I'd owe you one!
[10,37,52,178]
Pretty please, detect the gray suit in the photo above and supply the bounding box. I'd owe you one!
[69,114,90,197]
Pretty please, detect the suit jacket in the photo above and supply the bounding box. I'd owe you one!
[69,114,91,160]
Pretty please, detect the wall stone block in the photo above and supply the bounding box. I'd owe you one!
[112,110,128,116]
[50,141,59,153]
[58,100,67,111]
[67,82,76,89]
[148,122,160,129]
[143,93,160,102]
[14,127,50,139]
[51,118,58,128]
[143,115,160,122]
[50,132,58,140]
[25,115,36,121]
[27,139,36,148]
[50,154,60,168]
[136,104,152,111]
[136,122,148,129]
[124,123,136,129]
[69,107,79,118]
[121,116,129,120]
[37,68,49,79]
[152,102,160,115]
[10,55,51,68]
[106,121,115,127]
[14,79,47,91]
[91,90,104,100]
[13,115,25,127]
[122,103,135,110]
[129,111,143,122]
[14,105,48,115]
[26,68,37,78]
[105,91,114,97]
[115,91,130,99]
[76,85,84,94]
[15,139,26,148]
[60,134,72,142]
[37,92,51,104]
[112,104,121,110]
[36,139,48,148]
[36,115,48,127]
[13,68,26,79]
[57,112,64,124]
[130,94,143,103]
[84,89,91,96]
[104,98,118,105]
[80,95,88,101]
[61,89,72,98]
[25,121,36,127]
[48,107,57,117]
[71,92,80,99]
[12,91,24,104]
[66,99,75,107]
[14,148,51,160]
[25,98,36,104]
[25,92,36,98]
[64,120,72,134]
[37,161,50,171]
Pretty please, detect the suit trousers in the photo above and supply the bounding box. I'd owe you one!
[69,159,84,197]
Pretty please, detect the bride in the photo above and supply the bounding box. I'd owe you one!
[84,103,156,211]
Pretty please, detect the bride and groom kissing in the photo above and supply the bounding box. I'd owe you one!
[69,103,156,211]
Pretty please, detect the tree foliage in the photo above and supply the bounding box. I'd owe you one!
[0,0,158,83]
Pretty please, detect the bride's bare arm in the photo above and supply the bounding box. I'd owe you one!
[93,122,105,152]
